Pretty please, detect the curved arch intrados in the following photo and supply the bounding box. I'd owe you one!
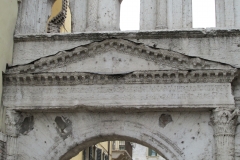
[60,134,167,160]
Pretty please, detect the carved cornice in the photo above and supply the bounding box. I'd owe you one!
[3,70,237,86]
[14,29,240,42]
[47,0,68,33]
[6,39,234,74]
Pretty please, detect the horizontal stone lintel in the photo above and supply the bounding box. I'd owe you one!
[14,29,240,42]
[3,83,235,108]
[6,104,236,113]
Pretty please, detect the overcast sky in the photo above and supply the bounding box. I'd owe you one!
[120,0,216,30]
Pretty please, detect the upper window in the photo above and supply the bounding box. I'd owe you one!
[192,0,216,28]
[120,0,140,31]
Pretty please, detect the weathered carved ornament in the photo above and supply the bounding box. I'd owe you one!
[211,108,240,160]
[47,0,68,33]
[7,39,234,74]
[3,69,237,86]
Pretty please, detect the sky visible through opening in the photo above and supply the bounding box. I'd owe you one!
[120,0,216,31]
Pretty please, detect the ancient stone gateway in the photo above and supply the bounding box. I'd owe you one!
[2,0,240,160]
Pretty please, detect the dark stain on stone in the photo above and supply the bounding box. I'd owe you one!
[19,116,34,135]
[159,114,173,128]
[55,116,72,140]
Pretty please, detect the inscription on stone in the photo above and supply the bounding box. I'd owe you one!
[3,83,234,108]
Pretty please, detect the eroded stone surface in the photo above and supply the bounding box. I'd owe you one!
[5,1,240,159]
[15,112,214,160]
[3,83,235,110]
[12,30,240,68]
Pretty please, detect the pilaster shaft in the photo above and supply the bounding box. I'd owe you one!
[86,0,99,31]
[215,0,240,28]
[140,0,192,30]
[212,108,239,160]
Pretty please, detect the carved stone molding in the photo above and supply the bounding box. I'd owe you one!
[14,29,240,42]
[47,0,68,33]
[211,108,240,160]
[6,39,234,74]
[3,69,237,86]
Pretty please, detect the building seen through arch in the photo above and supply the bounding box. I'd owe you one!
[71,141,165,160]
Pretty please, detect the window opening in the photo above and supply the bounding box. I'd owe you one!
[70,141,166,160]
[192,0,216,28]
[148,148,157,156]
[120,0,140,31]
[47,0,72,33]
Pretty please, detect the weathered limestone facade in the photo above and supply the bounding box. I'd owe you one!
[2,0,240,160]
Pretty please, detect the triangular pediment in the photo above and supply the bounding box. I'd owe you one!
[7,39,234,74]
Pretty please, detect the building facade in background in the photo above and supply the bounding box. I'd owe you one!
[71,141,133,160]
[71,142,112,160]
[132,144,165,160]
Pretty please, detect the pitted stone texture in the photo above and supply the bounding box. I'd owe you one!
[12,30,240,68]
[3,83,235,111]
[14,112,214,160]
[9,39,235,74]
[15,0,53,34]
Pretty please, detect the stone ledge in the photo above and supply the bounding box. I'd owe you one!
[6,104,236,113]
[14,28,240,42]
[3,69,237,86]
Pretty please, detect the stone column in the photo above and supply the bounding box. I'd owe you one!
[15,0,53,34]
[86,0,99,31]
[97,0,122,31]
[215,0,240,28]
[140,0,192,30]
[5,110,19,160]
[0,132,7,160]
[70,0,88,32]
[211,108,239,160]
[140,0,157,30]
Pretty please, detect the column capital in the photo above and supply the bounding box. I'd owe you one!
[211,108,240,160]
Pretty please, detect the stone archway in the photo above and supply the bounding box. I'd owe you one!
[2,39,239,160]
[56,117,184,160]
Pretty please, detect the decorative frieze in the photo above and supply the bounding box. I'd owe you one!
[211,108,240,160]
[3,70,236,86]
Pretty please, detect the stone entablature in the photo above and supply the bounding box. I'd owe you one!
[3,39,237,113]
[3,70,237,86]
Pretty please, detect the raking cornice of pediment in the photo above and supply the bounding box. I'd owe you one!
[6,39,234,74]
